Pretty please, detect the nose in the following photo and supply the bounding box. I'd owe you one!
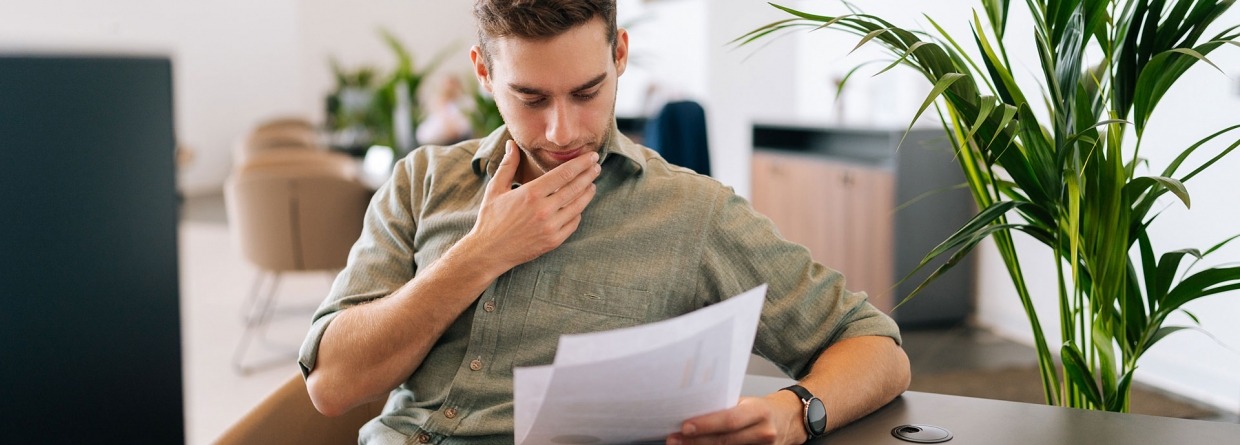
[545,101,579,148]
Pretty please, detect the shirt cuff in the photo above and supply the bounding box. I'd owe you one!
[298,311,341,378]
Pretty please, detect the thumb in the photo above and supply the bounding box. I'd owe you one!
[488,140,518,195]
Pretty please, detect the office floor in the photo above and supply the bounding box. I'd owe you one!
[178,193,1235,444]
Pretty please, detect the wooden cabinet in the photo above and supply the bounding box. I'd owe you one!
[750,125,973,327]
[752,151,895,313]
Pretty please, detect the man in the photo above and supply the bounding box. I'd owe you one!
[300,1,910,443]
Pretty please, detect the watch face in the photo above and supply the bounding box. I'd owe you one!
[807,397,827,435]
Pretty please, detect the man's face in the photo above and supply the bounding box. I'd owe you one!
[472,18,628,181]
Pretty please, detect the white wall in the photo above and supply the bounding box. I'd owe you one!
[0,0,304,195]
[0,0,478,196]
[704,1,802,197]
[1131,31,1240,408]
[614,0,799,196]
[789,1,948,128]
[295,0,477,126]
[615,0,710,117]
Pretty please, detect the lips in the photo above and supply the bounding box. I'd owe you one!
[545,147,585,163]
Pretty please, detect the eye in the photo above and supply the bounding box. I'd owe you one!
[573,91,600,102]
[518,94,548,109]
[521,97,547,108]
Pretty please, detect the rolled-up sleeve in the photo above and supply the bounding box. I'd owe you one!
[298,157,422,378]
[695,188,900,379]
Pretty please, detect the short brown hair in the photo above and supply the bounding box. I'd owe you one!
[474,0,618,67]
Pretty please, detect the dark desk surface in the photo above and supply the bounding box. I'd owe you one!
[742,375,1240,444]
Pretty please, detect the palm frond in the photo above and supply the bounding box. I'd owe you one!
[739,0,1240,412]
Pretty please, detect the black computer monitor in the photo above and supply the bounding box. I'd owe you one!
[0,54,184,442]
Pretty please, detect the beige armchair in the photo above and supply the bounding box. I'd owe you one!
[234,117,323,166]
[215,373,384,445]
[224,150,370,373]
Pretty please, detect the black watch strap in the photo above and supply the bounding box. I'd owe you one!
[781,384,828,439]
[782,384,814,402]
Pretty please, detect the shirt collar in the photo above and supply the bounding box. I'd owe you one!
[470,121,647,179]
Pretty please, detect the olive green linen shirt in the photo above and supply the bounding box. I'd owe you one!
[299,124,901,445]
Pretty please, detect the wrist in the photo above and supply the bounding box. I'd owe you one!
[780,384,828,442]
[769,389,809,444]
[444,234,510,283]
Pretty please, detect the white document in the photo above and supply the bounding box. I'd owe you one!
[513,284,767,445]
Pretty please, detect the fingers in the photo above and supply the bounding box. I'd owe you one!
[556,213,584,243]
[527,149,600,197]
[680,407,763,438]
[668,399,779,445]
[667,425,778,445]
[467,141,599,269]
[486,140,519,196]
[552,161,600,208]
[557,179,596,225]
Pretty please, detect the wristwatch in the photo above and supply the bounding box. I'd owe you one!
[781,384,828,439]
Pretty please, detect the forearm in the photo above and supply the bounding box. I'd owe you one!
[669,336,908,445]
[306,236,506,416]
[797,335,910,432]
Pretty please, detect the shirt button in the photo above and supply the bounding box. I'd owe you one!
[445,407,458,419]
[470,359,483,371]
[483,301,496,312]
[416,432,431,443]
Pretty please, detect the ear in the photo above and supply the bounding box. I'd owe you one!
[470,45,493,93]
[614,28,629,77]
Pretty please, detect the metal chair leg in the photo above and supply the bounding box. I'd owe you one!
[233,272,295,374]
[232,270,339,375]
[239,271,269,323]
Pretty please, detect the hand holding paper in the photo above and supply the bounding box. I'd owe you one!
[514,285,767,444]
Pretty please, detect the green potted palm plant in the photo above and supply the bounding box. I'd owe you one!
[373,28,452,154]
[326,30,452,156]
[739,0,1240,412]
[326,60,383,155]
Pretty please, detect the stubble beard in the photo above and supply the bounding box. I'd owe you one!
[515,113,613,176]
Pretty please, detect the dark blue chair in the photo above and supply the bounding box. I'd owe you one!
[643,100,711,176]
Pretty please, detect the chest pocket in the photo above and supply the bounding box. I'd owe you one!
[515,270,654,366]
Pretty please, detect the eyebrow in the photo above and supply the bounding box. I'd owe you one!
[509,72,607,96]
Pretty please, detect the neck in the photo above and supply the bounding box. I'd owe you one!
[516,152,543,184]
